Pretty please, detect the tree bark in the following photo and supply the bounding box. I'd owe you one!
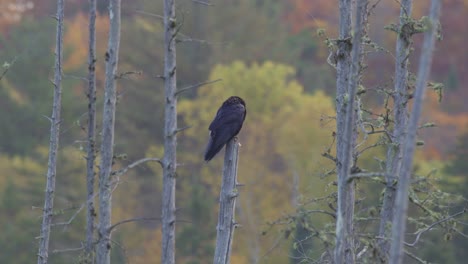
[378,0,413,258]
[97,0,121,263]
[334,0,352,260]
[389,1,441,263]
[161,0,178,263]
[334,0,367,263]
[213,138,240,264]
[36,1,64,263]
[85,0,97,258]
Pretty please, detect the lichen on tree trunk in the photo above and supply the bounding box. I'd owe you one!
[389,1,441,263]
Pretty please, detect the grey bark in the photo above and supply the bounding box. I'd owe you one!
[334,1,352,261]
[97,0,121,263]
[36,0,64,263]
[378,0,413,257]
[85,0,97,257]
[389,1,441,263]
[213,138,240,264]
[292,169,300,208]
[334,1,367,263]
[161,0,178,263]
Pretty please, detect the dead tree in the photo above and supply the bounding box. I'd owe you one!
[378,0,413,257]
[96,0,121,263]
[36,0,64,263]
[334,0,367,263]
[333,0,353,261]
[389,1,441,263]
[213,138,240,264]
[85,0,97,258]
[161,0,178,263]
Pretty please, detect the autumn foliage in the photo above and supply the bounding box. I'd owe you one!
[0,0,467,263]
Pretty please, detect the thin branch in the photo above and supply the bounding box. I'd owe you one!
[304,209,336,219]
[135,9,214,46]
[108,217,192,233]
[452,227,468,239]
[109,217,161,233]
[51,192,101,229]
[321,152,337,163]
[176,33,214,45]
[259,235,284,261]
[115,70,142,79]
[52,202,87,228]
[134,10,164,20]
[175,79,222,96]
[42,115,53,123]
[404,250,427,264]
[0,57,18,81]
[356,245,369,259]
[111,157,162,177]
[51,246,84,254]
[355,141,386,157]
[347,172,386,183]
[192,0,214,6]
[63,73,87,81]
[174,125,192,135]
[109,239,130,263]
[405,208,467,247]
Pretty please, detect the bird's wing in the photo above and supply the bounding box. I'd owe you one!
[208,103,245,132]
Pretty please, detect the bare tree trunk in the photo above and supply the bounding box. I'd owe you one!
[291,169,300,208]
[334,0,367,263]
[36,1,64,263]
[85,0,97,259]
[97,0,121,263]
[161,0,177,263]
[389,1,441,263]
[334,2,352,261]
[213,138,240,264]
[378,0,413,258]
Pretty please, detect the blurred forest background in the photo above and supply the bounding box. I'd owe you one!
[0,0,467,263]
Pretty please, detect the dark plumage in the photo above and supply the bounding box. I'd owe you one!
[204,96,247,161]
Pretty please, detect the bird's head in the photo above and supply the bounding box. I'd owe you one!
[225,96,246,107]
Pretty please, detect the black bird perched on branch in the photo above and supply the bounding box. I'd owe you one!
[204,96,247,162]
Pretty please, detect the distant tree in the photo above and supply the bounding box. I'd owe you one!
[389,1,441,263]
[379,0,414,257]
[333,0,367,263]
[96,0,121,263]
[85,0,97,259]
[36,0,64,263]
[161,0,178,263]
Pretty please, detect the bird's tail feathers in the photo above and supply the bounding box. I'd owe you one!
[204,137,226,162]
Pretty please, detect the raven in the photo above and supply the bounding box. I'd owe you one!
[204,96,247,161]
